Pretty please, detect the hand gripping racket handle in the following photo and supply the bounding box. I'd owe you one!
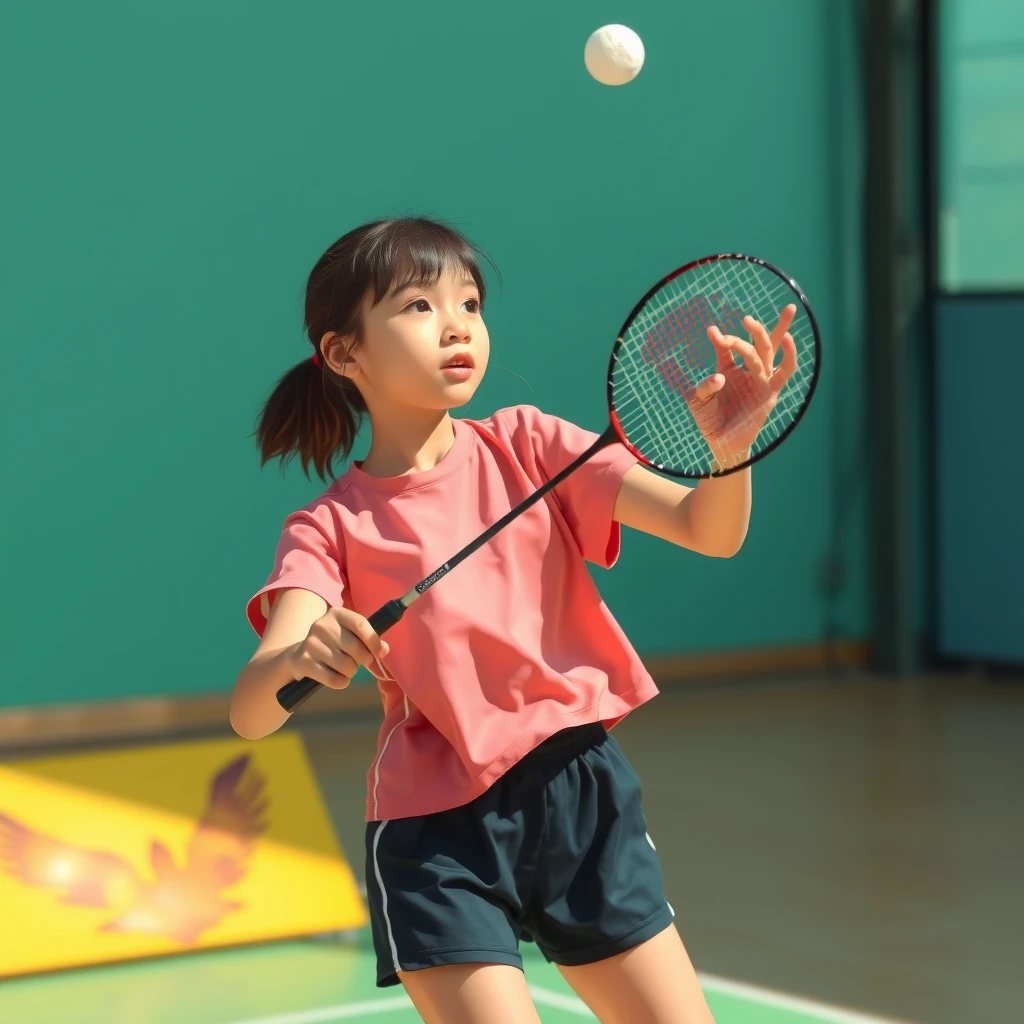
[275,599,407,713]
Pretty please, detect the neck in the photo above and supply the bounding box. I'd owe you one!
[359,406,457,477]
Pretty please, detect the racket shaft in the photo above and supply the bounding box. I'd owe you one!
[417,431,611,586]
[275,430,614,712]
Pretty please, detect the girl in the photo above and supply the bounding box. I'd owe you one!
[231,217,794,1024]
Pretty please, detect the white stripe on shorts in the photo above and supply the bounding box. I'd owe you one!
[371,820,401,974]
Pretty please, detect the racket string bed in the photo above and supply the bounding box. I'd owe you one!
[611,257,817,475]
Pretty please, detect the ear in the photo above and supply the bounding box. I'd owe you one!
[321,332,360,380]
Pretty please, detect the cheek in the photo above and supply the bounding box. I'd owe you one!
[377,342,442,397]
[365,333,427,385]
[475,330,491,371]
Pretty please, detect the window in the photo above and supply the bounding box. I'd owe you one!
[938,0,1024,291]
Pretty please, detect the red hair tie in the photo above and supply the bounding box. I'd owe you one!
[311,352,321,368]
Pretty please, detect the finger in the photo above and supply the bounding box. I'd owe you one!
[716,334,764,378]
[299,655,352,690]
[344,613,390,659]
[365,659,391,682]
[339,623,392,681]
[770,333,799,392]
[707,325,737,372]
[303,636,360,684]
[315,664,352,690]
[325,648,361,680]
[744,316,774,376]
[338,632,378,671]
[693,373,726,403]
[770,304,797,350]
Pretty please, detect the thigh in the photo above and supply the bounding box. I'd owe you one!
[558,923,715,1024]
[400,963,543,1024]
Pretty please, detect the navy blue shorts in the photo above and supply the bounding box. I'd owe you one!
[365,722,675,987]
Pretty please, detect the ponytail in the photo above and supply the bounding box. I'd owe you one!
[255,357,366,481]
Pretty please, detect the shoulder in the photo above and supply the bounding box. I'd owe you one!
[465,406,601,478]
[472,404,564,440]
[466,404,559,458]
[277,478,354,552]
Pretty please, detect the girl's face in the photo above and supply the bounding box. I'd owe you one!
[335,268,489,414]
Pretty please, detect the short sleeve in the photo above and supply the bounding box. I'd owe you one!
[245,511,347,636]
[500,406,638,568]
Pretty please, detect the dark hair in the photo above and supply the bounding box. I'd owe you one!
[256,217,493,480]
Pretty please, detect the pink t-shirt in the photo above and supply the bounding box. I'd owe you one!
[246,405,659,821]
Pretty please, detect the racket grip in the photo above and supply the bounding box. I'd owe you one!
[367,599,408,636]
[276,677,320,713]
[275,598,409,713]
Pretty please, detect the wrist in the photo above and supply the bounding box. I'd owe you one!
[708,446,751,475]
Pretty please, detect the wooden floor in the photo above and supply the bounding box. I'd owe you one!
[296,672,1024,1024]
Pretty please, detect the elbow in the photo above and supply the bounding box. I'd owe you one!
[228,707,258,742]
[676,537,743,558]
[706,544,741,559]
[699,531,747,559]
[719,534,746,558]
[229,689,267,742]
[673,506,748,558]
[229,659,291,741]
[230,713,271,743]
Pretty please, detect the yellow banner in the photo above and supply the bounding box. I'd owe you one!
[0,732,366,977]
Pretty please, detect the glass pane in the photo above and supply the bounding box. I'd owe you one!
[938,0,1024,291]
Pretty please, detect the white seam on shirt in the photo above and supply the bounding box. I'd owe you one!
[372,692,409,820]
[371,821,401,975]
[372,654,395,682]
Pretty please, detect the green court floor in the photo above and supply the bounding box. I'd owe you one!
[0,929,905,1024]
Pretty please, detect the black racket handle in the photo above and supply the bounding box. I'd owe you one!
[275,599,407,713]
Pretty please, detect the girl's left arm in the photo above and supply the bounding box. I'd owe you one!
[613,462,751,558]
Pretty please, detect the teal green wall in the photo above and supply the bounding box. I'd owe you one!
[1,0,867,708]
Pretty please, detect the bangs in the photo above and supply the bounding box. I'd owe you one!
[356,219,490,307]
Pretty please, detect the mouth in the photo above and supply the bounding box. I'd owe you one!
[441,353,475,370]
[441,353,475,382]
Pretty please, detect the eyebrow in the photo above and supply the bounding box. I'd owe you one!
[393,278,478,295]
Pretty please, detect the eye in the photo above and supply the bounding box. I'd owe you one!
[404,299,431,313]
[463,298,481,314]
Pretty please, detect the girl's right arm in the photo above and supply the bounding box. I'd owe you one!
[229,588,389,740]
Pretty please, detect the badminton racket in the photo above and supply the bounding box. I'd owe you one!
[277,253,821,711]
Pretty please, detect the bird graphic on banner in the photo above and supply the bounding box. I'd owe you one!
[0,755,267,945]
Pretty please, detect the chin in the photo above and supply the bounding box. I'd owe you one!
[444,392,479,411]
[440,379,483,409]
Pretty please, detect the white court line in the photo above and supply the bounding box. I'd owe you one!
[529,984,595,1016]
[217,988,591,1024]
[698,973,921,1024]
[220,995,414,1024]
[220,976,921,1024]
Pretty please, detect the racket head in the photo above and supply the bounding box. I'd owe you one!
[606,253,821,479]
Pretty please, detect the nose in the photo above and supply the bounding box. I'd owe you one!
[442,308,472,344]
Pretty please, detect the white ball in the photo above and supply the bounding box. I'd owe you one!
[584,24,645,86]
